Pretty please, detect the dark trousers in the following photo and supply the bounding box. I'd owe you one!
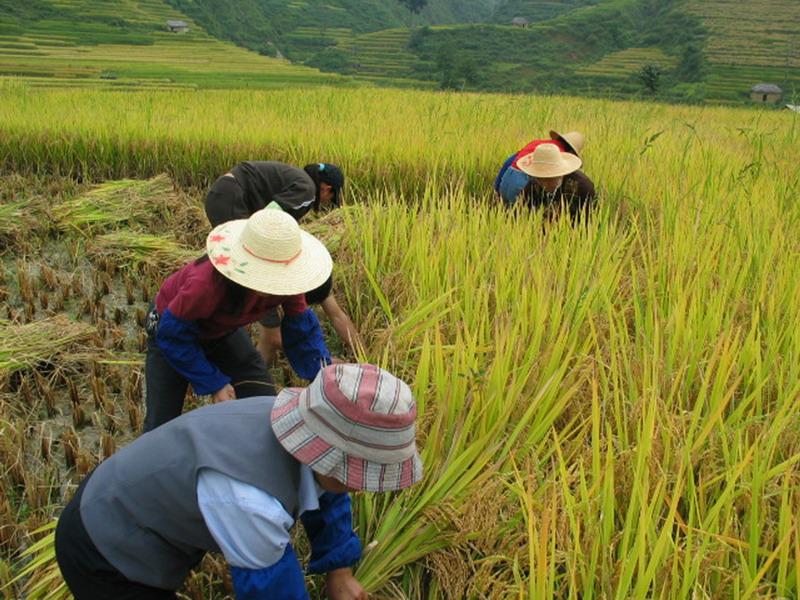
[55,474,178,600]
[143,326,275,432]
[205,174,249,227]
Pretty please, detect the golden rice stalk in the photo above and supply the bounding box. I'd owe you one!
[87,231,196,271]
[52,174,175,233]
[0,316,96,382]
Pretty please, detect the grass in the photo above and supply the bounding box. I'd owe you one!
[0,85,799,598]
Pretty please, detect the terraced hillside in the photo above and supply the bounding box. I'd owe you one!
[0,0,346,90]
[335,29,435,89]
[167,0,497,63]
[684,0,800,102]
[576,47,677,92]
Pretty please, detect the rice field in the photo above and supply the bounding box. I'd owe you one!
[577,47,677,80]
[1,85,799,598]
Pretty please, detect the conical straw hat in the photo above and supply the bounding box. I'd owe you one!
[517,143,582,178]
[549,130,585,157]
[206,208,332,296]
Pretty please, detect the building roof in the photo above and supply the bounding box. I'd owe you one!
[166,20,188,28]
[751,83,783,94]
[511,17,529,25]
[785,104,800,113]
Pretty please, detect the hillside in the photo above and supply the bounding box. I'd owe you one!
[309,0,707,97]
[0,0,796,104]
[0,0,346,90]
[684,0,800,102]
[307,0,798,104]
[165,0,500,62]
[491,0,599,24]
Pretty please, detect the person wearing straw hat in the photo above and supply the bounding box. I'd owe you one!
[494,130,586,206]
[142,208,334,432]
[55,363,423,600]
[515,142,596,221]
[204,161,360,372]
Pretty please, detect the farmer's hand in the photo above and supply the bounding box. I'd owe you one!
[211,383,236,403]
[325,568,367,600]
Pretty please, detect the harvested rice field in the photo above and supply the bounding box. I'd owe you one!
[0,85,799,599]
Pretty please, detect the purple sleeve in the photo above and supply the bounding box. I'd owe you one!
[155,309,230,395]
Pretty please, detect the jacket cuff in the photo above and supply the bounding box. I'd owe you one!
[307,532,362,574]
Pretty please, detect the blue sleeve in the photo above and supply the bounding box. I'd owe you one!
[300,492,362,574]
[155,309,230,395]
[230,543,309,600]
[494,153,516,192]
[280,309,332,380]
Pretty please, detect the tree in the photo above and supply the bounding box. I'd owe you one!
[396,0,428,26]
[436,44,479,91]
[397,0,427,14]
[677,43,705,82]
[637,63,662,96]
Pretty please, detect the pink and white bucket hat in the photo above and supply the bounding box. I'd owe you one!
[271,363,423,492]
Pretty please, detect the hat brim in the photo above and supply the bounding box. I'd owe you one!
[517,151,582,178]
[271,388,423,492]
[206,219,333,296]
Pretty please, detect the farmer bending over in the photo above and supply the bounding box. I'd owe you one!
[142,208,333,432]
[515,142,596,221]
[494,130,585,206]
[56,363,424,599]
[204,160,361,370]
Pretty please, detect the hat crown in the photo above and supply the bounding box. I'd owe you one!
[517,142,582,178]
[305,364,418,461]
[531,142,562,164]
[550,129,585,156]
[241,209,302,263]
[314,363,415,422]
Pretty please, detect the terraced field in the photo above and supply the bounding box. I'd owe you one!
[577,47,677,79]
[685,0,800,101]
[0,0,346,90]
[337,29,436,88]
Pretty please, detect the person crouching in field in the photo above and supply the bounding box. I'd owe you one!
[204,160,362,369]
[56,363,424,600]
[494,130,585,206]
[142,208,333,432]
[515,142,596,222]
[205,161,345,224]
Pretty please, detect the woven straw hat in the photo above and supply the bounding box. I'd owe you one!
[517,143,582,178]
[206,208,332,296]
[549,130,585,157]
[271,363,423,492]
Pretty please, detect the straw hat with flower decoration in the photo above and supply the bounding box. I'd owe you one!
[206,208,332,296]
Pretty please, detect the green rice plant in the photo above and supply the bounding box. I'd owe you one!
[52,174,175,234]
[2,521,69,600]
